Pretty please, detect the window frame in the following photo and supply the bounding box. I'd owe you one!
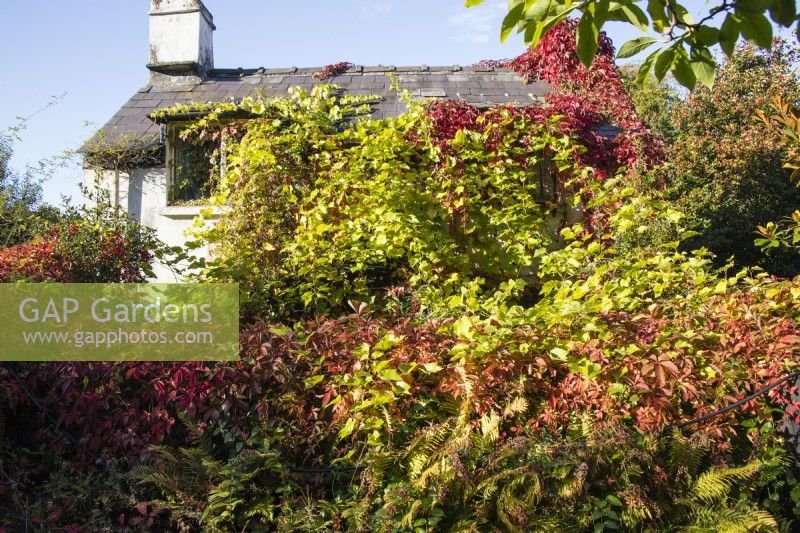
[165,122,225,206]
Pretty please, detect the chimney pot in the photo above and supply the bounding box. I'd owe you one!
[148,0,215,83]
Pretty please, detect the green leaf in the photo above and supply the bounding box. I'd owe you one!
[671,55,696,89]
[610,2,649,31]
[617,36,660,59]
[667,3,693,25]
[646,0,668,25]
[694,25,720,46]
[654,46,676,81]
[576,13,599,67]
[690,54,717,88]
[338,418,356,440]
[609,383,626,396]
[500,1,525,42]
[379,368,405,382]
[770,0,797,26]
[304,375,324,388]
[523,0,575,47]
[422,362,443,373]
[737,12,773,48]
[735,0,770,13]
[636,49,659,85]
[719,14,740,57]
[464,0,485,6]
[593,0,611,26]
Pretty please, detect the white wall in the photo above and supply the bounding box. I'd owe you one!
[83,167,220,282]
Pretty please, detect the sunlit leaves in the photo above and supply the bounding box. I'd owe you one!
[617,36,660,59]
[482,0,800,89]
[576,12,600,66]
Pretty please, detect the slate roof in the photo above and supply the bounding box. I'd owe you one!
[86,65,550,151]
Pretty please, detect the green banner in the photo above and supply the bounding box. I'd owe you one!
[0,283,239,361]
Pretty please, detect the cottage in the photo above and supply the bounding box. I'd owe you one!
[85,0,555,280]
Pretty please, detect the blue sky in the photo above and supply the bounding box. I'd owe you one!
[0,1,643,205]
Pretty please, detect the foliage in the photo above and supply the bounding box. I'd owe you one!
[619,63,682,144]
[755,95,800,255]
[0,201,177,530]
[30,98,796,530]
[82,132,165,171]
[177,59,661,317]
[651,42,800,277]
[6,20,800,531]
[0,122,61,247]
[0,201,167,282]
[314,61,354,81]
[507,18,665,171]
[130,442,289,531]
[467,0,800,89]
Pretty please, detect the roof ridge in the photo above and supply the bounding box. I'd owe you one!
[209,64,513,78]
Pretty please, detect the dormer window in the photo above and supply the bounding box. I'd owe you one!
[166,124,224,205]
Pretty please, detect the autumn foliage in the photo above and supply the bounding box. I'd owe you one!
[2,19,800,533]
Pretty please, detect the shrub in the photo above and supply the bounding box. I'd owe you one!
[0,203,164,283]
[0,130,62,247]
[106,181,800,531]
[4,20,800,533]
[653,41,800,277]
[619,64,682,145]
[0,203,172,530]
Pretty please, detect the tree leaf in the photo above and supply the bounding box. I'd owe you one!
[617,36,660,59]
[770,0,797,26]
[636,49,659,85]
[734,0,770,13]
[647,0,669,29]
[610,1,650,31]
[464,0,485,6]
[671,54,697,89]
[576,13,599,67]
[500,1,525,42]
[719,14,740,57]
[593,0,611,26]
[523,0,575,47]
[694,25,720,46]
[737,12,773,48]
[654,46,676,81]
[690,55,716,89]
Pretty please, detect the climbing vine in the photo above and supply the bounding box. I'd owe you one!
[4,18,800,532]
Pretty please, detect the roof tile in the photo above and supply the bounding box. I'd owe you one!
[86,66,549,149]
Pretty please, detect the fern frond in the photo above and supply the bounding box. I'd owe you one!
[496,472,542,533]
[685,507,778,533]
[557,475,584,500]
[690,461,762,504]
[405,420,458,481]
[667,430,708,477]
[400,499,422,529]
[479,410,501,443]
[502,396,528,418]
[448,518,482,532]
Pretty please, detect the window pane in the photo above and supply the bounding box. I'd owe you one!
[168,127,218,204]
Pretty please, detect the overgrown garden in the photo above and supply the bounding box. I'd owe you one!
[2,18,800,532]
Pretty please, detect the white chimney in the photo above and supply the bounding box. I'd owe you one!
[148,0,215,82]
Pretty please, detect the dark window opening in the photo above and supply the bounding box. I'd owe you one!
[167,124,222,205]
[535,155,557,204]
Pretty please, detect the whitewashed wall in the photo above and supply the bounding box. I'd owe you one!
[83,167,220,282]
